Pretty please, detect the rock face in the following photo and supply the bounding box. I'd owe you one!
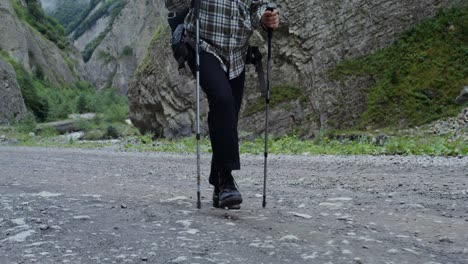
[128,0,464,138]
[455,87,468,105]
[128,25,202,138]
[0,0,84,84]
[0,57,26,125]
[84,0,164,94]
[73,15,109,52]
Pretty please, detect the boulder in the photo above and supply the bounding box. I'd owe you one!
[455,86,468,105]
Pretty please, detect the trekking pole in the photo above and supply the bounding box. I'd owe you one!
[194,0,201,209]
[263,3,277,208]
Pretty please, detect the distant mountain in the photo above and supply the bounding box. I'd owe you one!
[39,0,91,30]
[0,0,85,124]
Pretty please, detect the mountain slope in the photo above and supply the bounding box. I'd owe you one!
[0,0,85,124]
[83,0,164,93]
[128,0,466,138]
[39,0,90,30]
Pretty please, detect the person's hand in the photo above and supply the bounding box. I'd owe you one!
[261,10,279,30]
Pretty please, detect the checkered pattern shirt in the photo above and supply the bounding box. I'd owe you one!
[165,0,268,80]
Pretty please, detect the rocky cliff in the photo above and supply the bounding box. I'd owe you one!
[128,0,465,138]
[0,0,83,83]
[83,0,165,94]
[0,0,85,124]
[0,57,26,124]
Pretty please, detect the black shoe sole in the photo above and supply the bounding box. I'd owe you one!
[213,197,241,210]
[219,196,243,209]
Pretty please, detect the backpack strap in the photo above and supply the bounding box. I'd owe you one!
[168,9,189,33]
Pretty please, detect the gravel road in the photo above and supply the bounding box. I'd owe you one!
[0,146,467,264]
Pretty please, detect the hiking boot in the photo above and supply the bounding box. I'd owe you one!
[218,173,242,209]
[213,187,241,210]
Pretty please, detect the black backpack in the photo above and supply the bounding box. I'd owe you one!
[167,7,192,70]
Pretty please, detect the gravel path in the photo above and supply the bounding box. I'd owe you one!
[0,146,467,263]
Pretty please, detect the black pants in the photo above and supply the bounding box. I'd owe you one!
[192,51,245,186]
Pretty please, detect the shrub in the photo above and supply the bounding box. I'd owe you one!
[17,112,37,133]
[82,130,105,140]
[105,124,120,139]
[76,93,90,114]
[120,46,133,58]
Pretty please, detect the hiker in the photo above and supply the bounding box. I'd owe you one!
[164,0,280,209]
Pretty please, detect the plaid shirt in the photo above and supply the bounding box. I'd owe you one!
[165,0,268,80]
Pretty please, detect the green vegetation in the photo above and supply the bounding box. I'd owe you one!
[244,85,303,116]
[3,127,465,156]
[44,0,89,30]
[116,131,468,156]
[330,6,468,129]
[9,0,69,49]
[135,24,167,77]
[97,50,116,64]
[65,0,101,34]
[67,0,126,37]
[0,50,128,124]
[120,46,133,58]
[82,32,107,62]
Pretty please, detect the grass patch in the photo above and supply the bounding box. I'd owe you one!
[3,129,464,157]
[329,6,468,129]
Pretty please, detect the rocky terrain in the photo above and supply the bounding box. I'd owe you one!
[422,108,468,141]
[128,0,466,138]
[0,146,467,263]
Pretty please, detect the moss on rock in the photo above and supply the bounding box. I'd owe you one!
[329,6,468,129]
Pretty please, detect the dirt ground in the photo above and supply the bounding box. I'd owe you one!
[0,147,467,263]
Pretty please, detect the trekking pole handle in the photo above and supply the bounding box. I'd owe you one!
[266,3,277,13]
[266,3,277,37]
